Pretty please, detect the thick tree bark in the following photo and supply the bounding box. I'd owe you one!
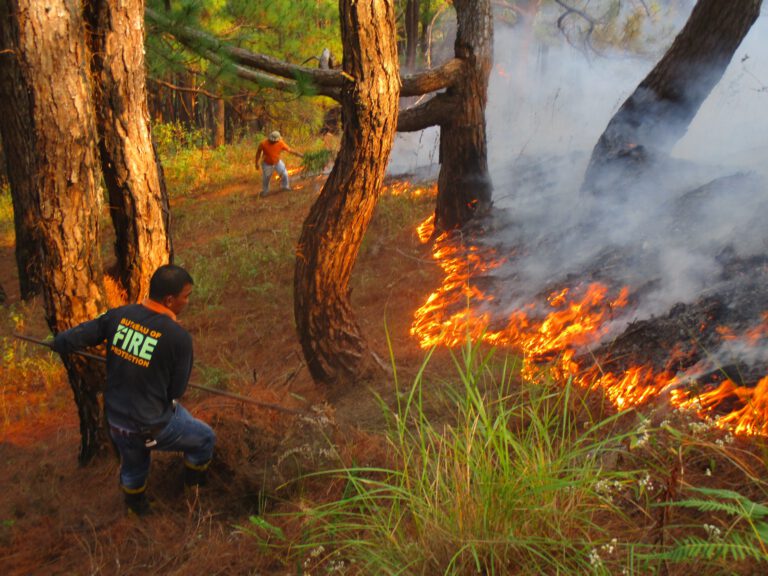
[294,0,400,386]
[86,0,171,300]
[11,0,108,463]
[584,0,762,193]
[0,4,42,299]
[434,0,494,231]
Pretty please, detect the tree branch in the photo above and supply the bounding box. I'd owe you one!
[400,58,464,97]
[147,77,221,99]
[147,7,463,103]
[397,93,459,132]
[146,7,345,96]
[554,0,596,51]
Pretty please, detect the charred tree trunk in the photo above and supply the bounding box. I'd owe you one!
[434,0,493,231]
[584,0,762,193]
[0,4,42,299]
[294,0,400,386]
[10,0,108,463]
[86,0,171,301]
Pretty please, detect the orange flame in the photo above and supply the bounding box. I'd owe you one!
[386,181,438,198]
[411,216,768,436]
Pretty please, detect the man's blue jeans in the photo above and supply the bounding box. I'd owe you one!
[109,403,216,490]
[261,160,289,194]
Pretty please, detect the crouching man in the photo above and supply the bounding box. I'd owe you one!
[53,265,215,516]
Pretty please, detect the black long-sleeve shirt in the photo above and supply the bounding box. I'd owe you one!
[53,303,193,431]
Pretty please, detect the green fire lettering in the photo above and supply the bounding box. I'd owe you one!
[138,336,158,361]
[127,331,144,356]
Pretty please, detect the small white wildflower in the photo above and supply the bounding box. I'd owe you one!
[688,421,709,435]
[326,559,346,573]
[595,478,623,502]
[705,467,712,477]
[723,433,735,444]
[633,419,651,448]
[638,472,654,491]
[588,548,603,568]
[715,438,725,447]
[600,537,618,555]
[310,545,325,558]
[703,523,722,541]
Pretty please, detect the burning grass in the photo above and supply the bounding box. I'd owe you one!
[410,218,768,439]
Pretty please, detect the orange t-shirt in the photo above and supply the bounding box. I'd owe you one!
[258,139,289,165]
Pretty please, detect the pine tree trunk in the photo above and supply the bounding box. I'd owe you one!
[584,0,762,193]
[294,0,400,386]
[86,0,171,301]
[405,0,419,71]
[0,3,42,299]
[434,0,493,231]
[213,96,226,147]
[10,0,108,463]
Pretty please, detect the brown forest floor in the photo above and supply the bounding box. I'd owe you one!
[0,171,449,575]
[3,170,768,575]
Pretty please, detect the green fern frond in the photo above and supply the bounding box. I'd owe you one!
[665,534,768,563]
[665,498,744,517]
[755,521,768,543]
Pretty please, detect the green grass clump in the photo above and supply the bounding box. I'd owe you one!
[250,342,645,574]
[161,142,260,196]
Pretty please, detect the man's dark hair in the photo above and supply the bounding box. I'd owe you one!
[148,265,193,300]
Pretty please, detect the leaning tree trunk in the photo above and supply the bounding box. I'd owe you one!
[434,0,493,231]
[294,0,400,386]
[0,6,42,300]
[583,0,762,193]
[86,0,172,301]
[11,0,108,464]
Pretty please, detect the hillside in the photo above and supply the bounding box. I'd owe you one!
[2,160,768,575]
[0,165,443,574]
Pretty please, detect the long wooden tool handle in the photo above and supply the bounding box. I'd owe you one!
[12,333,306,416]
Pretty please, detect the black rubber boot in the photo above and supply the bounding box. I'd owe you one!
[184,461,210,488]
[123,485,151,516]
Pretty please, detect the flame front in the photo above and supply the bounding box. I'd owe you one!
[410,215,768,436]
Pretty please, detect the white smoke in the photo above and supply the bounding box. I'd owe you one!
[484,3,768,328]
[388,2,768,351]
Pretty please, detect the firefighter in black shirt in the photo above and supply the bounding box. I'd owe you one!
[53,265,215,515]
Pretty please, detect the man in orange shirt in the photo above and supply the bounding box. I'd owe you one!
[255,131,304,197]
